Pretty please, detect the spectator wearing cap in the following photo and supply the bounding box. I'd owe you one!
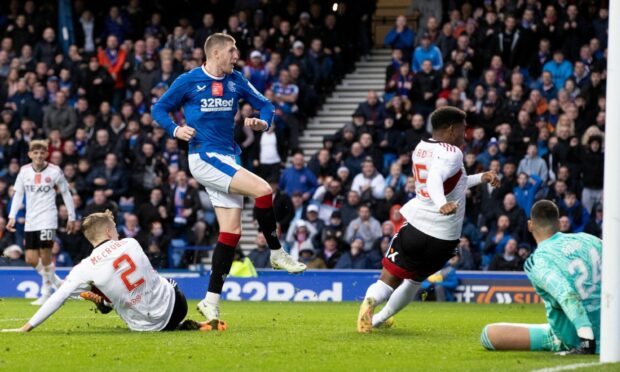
[243,50,269,94]
[321,210,345,245]
[279,151,318,201]
[283,40,313,83]
[298,243,327,269]
[351,157,385,204]
[0,244,27,267]
[42,91,77,139]
[476,138,501,170]
[335,236,371,269]
[543,50,574,90]
[336,166,352,190]
[411,32,443,73]
[285,219,317,261]
[383,15,414,57]
[304,203,325,245]
[345,204,381,252]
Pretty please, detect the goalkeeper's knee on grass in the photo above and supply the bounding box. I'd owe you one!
[480,325,496,351]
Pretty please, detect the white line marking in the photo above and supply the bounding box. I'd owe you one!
[531,362,603,372]
[0,316,96,322]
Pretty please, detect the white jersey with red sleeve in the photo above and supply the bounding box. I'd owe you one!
[399,138,483,241]
[8,163,76,231]
[27,238,176,332]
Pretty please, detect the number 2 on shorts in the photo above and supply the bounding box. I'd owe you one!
[113,254,145,292]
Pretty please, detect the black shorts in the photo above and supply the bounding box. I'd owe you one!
[382,222,459,282]
[24,229,56,250]
[162,279,188,331]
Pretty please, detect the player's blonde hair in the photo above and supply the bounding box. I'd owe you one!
[82,209,115,243]
[204,33,236,59]
[29,139,49,152]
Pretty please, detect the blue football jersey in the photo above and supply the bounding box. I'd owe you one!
[152,66,275,156]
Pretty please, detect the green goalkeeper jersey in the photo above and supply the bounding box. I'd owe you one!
[524,232,601,349]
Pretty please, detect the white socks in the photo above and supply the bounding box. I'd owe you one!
[35,262,62,296]
[205,292,221,306]
[364,280,394,305]
[372,279,420,327]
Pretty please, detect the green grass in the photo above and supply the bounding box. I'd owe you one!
[0,299,616,371]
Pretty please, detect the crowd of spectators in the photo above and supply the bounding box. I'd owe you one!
[0,1,609,274]
[0,0,375,268]
[256,0,607,272]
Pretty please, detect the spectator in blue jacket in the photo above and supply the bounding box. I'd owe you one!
[411,33,443,73]
[558,190,590,233]
[475,139,501,169]
[279,151,318,202]
[421,256,459,301]
[334,237,371,269]
[243,50,269,93]
[513,173,542,218]
[543,50,573,89]
[383,16,414,56]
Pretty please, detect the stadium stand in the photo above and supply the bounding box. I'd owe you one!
[0,0,608,273]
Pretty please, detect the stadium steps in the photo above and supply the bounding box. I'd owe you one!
[298,48,390,160]
[235,49,391,255]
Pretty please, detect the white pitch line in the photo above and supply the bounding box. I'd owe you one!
[531,362,603,372]
[0,316,96,322]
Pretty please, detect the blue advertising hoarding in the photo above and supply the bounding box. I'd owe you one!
[0,268,539,304]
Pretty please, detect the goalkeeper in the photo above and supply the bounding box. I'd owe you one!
[480,200,600,355]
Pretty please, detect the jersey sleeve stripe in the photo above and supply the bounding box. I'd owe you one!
[443,169,463,195]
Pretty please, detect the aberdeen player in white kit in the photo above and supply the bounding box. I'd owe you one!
[6,140,77,305]
[2,210,221,332]
[357,107,499,333]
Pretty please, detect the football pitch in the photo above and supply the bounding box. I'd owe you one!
[0,299,616,371]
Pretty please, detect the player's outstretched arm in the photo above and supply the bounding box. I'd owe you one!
[238,73,275,131]
[2,266,88,332]
[467,171,500,189]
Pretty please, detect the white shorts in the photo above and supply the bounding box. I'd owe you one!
[188,152,243,209]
